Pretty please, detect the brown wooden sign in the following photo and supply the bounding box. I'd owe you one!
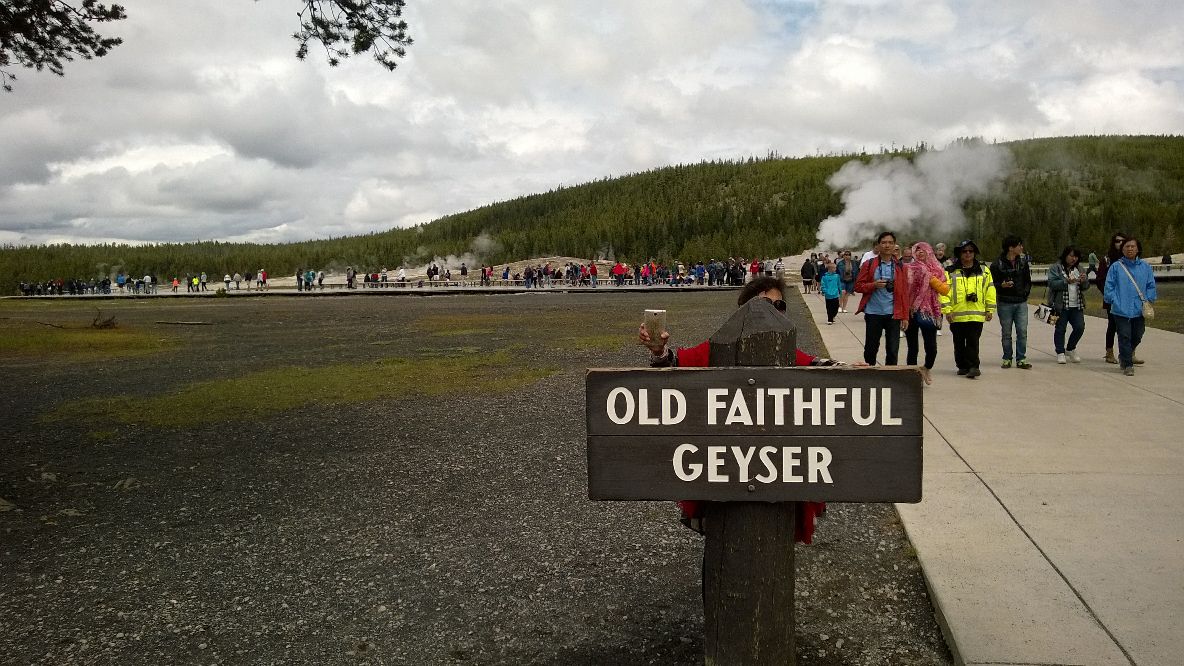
[586,366,923,503]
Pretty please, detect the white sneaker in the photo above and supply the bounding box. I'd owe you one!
[1057,353,1067,364]
[1068,350,1081,363]
[936,329,943,336]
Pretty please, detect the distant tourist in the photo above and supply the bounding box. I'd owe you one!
[1096,232,1126,364]
[820,261,841,324]
[836,250,857,313]
[800,255,817,293]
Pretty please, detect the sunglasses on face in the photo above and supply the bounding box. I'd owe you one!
[763,297,787,312]
[961,248,975,254]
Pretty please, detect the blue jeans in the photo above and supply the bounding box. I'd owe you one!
[1053,308,1086,354]
[997,302,1028,361]
[1113,316,1145,369]
[863,313,900,366]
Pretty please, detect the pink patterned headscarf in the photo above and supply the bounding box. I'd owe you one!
[908,241,946,324]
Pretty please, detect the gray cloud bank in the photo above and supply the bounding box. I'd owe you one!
[1,0,1181,247]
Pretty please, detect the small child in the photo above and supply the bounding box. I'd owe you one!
[820,261,841,324]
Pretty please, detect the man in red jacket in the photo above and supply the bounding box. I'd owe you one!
[637,275,838,544]
[854,231,912,365]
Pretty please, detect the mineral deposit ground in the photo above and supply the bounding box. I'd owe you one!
[0,290,952,665]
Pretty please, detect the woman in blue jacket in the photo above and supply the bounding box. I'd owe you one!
[1103,238,1157,376]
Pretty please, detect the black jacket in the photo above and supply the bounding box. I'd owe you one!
[990,254,1032,303]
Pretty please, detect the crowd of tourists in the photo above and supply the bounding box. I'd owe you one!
[809,230,1160,382]
[470,257,792,289]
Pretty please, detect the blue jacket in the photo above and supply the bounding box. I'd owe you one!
[1103,256,1156,318]
[820,272,841,299]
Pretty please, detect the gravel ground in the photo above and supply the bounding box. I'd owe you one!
[0,289,952,665]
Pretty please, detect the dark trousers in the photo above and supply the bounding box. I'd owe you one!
[950,321,984,371]
[825,298,840,322]
[1105,309,1117,350]
[864,313,900,366]
[1113,315,1146,369]
[904,314,938,369]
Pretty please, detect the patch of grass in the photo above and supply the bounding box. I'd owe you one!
[563,333,631,351]
[429,328,491,337]
[411,313,519,336]
[45,351,556,429]
[0,324,172,361]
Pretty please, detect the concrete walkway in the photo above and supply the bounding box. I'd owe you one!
[800,290,1184,666]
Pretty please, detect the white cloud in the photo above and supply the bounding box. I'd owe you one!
[0,0,1181,246]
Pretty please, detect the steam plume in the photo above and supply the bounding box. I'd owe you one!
[816,140,1012,250]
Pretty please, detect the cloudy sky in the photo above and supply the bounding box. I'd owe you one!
[1,0,1181,247]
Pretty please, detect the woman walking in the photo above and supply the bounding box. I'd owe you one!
[1103,237,1157,376]
[836,250,857,312]
[941,240,997,379]
[1095,232,1126,364]
[904,242,949,385]
[1047,246,1090,364]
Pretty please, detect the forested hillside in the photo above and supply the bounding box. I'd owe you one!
[3,135,1182,288]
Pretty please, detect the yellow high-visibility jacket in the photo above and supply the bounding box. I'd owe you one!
[941,263,997,323]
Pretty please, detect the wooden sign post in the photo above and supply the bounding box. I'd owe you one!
[586,298,923,665]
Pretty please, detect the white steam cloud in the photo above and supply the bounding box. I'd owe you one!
[403,232,503,277]
[816,141,1013,250]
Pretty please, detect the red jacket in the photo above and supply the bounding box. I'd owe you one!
[672,340,825,544]
[854,256,912,320]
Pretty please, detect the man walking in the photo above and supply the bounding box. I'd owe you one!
[854,231,911,365]
[990,235,1033,369]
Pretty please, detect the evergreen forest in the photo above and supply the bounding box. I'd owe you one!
[3,135,1183,289]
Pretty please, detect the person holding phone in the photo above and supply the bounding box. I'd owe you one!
[990,235,1033,369]
[1047,246,1090,364]
[638,275,840,544]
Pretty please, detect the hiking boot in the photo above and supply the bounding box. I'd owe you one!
[967,367,981,378]
[1016,358,1032,369]
[1132,356,1145,365]
[1057,353,1067,364]
[1068,350,1081,363]
[1104,348,1117,364]
[1122,366,1135,377]
[1000,359,1012,369]
[957,368,969,376]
